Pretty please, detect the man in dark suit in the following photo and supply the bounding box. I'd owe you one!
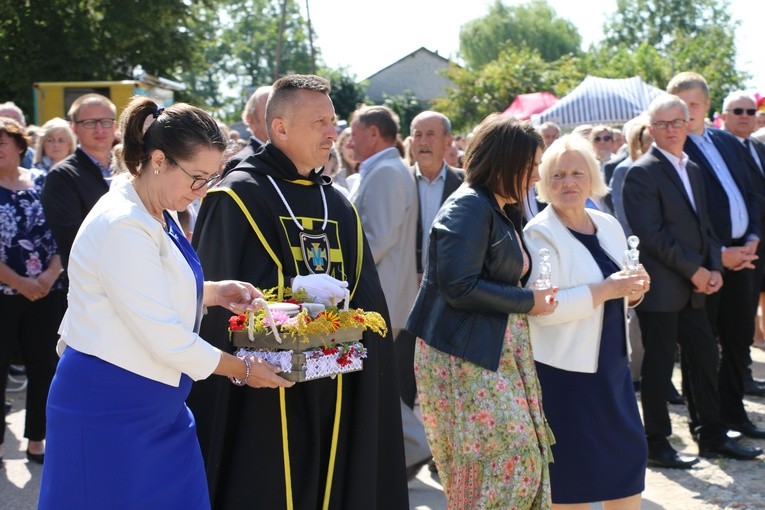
[41,93,115,270]
[223,85,271,175]
[668,72,765,441]
[722,90,765,396]
[624,95,761,468]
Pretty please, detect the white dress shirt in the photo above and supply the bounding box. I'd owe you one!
[653,144,696,212]
[689,129,748,238]
[415,163,446,270]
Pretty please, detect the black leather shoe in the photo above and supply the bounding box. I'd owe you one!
[728,421,765,439]
[691,426,743,444]
[647,449,699,469]
[26,450,44,465]
[667,385,685,405]
[744,379,765,397]
[699,438,763,460]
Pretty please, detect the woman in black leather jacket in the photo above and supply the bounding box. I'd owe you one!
[406,115,558,509]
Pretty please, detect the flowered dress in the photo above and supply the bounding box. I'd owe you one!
[0,169,61,294]
[414,234,554,510]
[0,168,62,448]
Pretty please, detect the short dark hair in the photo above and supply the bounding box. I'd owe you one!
[266,74,331,138]
[464,115,542,205]
[351,105,400,143]
[120,96,225,176]
[0,116,30,155]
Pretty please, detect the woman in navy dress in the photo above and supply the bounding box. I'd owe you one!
[0,117,64,466]
[39,97,293,509]
[524,135,650,510]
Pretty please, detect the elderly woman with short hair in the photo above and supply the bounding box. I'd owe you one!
[524,134,650,510]
[33,118,76,173]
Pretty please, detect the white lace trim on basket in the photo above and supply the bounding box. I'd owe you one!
[236,342,367,381]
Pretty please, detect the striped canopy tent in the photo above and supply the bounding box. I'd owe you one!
[532,76,667,129]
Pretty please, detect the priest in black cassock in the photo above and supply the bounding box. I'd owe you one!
[187,75,409,509]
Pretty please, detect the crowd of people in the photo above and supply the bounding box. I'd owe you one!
[1,68,765,509]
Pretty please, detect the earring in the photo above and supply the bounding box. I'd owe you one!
[154,167,159,176]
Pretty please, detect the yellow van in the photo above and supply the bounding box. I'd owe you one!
[33,74,184,125]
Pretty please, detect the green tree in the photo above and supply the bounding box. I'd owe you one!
[582,42,670,88]
[459,0,581,69]
[603,0,730,53]
[431,47,581,133]
[601,0,746,111]
[381,91,423,139]
[320,67,367,125]
[666,27,747,112]
[173,2,227,113]
[0,0,209,119]
[190,0,315,121]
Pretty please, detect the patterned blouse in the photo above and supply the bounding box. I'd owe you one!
[0,169,62,295]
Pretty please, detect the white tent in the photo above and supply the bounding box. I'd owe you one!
[532,76,667,128]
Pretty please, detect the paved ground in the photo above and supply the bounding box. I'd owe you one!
[3,349,765,509]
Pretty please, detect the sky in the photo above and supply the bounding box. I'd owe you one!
[305,0,764,92]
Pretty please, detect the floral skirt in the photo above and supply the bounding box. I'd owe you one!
[414,314,554,510]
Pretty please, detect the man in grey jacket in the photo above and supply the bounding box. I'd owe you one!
[348,105,428,479]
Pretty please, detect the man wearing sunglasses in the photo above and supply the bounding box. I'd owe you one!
[668,72,765,452]
[722,91,765,387]
[42,93,117,271]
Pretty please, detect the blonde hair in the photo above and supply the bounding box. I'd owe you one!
[33,117,76,164]
[536,134,609,203]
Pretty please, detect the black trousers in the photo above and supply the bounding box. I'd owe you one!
[705,266,757,425]
[637,304,725,449]
[0,291,63,443]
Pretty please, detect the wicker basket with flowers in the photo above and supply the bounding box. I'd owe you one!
[228,287,387,382]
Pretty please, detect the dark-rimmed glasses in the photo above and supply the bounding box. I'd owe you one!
[728,108,757,116]
[172,160,221,190]
[594,135,612,142]
[74,118,115,129]
[652,119,687,130]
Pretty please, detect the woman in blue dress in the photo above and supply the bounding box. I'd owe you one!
[524,135,650,510]
[39,97,293,509]
[0,117,64,466]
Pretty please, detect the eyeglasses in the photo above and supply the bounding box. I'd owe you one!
[728,108,757,116]
[652,119,687,130]
[593,135,612,142]
[172,159,221,190]
[74,118,115,129]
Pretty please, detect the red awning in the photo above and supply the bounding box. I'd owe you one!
[502,92,558,120]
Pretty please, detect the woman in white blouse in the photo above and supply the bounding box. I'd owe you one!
[39,97,293,510]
